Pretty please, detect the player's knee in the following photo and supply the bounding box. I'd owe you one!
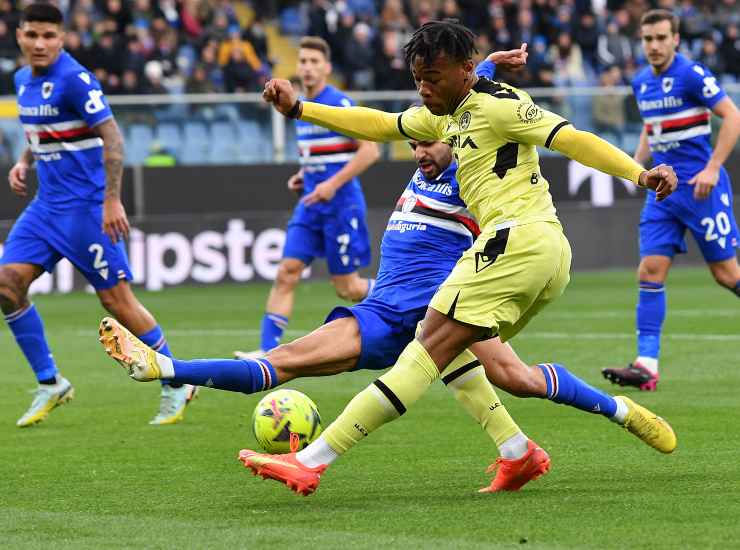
[710,268,739,290]
[275,263,302,290]
[332,278,366,302]
[0,268,28,313]
[638,261,667,282]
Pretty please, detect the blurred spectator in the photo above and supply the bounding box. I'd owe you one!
[343,22,374,89]
[91,32,124,76]
[142,60,169,94]
[144,141,177,166]
[373,29,412,91]
[597,20,633,69]
[575,12,599,72]
[186,64,221,94]
[699,36,725,77]
[720,23,740,80]
[119,69,144,95]
[549,32,587,86]
[223,47,262,93]
[592,65,627,137]
[218,31,263,73]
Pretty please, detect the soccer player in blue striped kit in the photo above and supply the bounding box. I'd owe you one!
[235,36,379,358]
[0,3,196,426]
[603,9,740,391]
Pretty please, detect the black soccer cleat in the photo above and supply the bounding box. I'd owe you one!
[602,363,660,391]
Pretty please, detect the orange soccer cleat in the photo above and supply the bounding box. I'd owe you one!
[479,439,551,493]
[238,449,327,496]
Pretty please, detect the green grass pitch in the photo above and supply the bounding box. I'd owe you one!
[2,267,738,549]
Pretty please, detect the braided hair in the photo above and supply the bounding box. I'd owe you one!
[403,20,478,68]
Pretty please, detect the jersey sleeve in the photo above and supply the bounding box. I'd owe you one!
[63,70,114,127]
[396,105,445,142]
[684,63,726,110]
[482,94,570,148]
[335,93,356,108]
[475,60,496,80]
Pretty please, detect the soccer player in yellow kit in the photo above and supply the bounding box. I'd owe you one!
[241,20,679,496]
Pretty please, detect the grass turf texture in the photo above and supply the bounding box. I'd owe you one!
[1,267,738,549]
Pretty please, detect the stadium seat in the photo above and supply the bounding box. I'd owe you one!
[180,121,210,164]
[126,124,154,165]
[155,123,183,157]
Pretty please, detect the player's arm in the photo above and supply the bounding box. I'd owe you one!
[551,126,676,200]
[689,96,740,199]
[8,147,35,197]
[94,118,129,242]
[263,79,411,142]
[633,126,651,166]
[301,140,380,205]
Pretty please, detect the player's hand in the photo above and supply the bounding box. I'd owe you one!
[688,165,719,200]
[639,163,677,201]
[287,172,304,194]
[487,43,528,71]
[301,180,337,206]
[8,161,29,197]
[103,197,130,243]
[263,79,300,117]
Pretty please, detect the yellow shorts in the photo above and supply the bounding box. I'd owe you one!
[429,221,572,342]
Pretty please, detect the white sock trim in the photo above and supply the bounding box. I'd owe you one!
[157,353,175,378]
[636,357,658,374]
[296,435,339,468]
[499,431,529,459]
[610,397,628,425]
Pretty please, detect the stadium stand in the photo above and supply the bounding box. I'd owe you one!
[0,1,738,165]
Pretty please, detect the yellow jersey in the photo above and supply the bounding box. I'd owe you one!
[396,78,570,230]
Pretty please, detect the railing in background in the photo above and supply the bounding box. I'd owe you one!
[0,84,738,166]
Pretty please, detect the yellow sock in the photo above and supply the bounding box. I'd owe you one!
[441,349,522,448]
[323,339,439,454]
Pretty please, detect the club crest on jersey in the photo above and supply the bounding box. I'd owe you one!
[661,77,673,93]
[459,111,471,130]
[41,81,54,99]
[402,194,417,213]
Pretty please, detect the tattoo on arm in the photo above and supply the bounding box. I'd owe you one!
[97,119,124,199]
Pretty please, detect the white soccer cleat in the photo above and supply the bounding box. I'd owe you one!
[16,377,74,427]
[149,384,199,425]
[234,349,266,360]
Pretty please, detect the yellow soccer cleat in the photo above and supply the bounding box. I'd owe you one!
[149,384,199,425]
[98,317,161,381]
[618,396,677,454]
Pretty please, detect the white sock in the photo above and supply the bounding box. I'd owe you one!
[156,352,174,378]
[296,435,339,468]
[610,397,629,425]
[636,356,658,374]
[498,431,529,459]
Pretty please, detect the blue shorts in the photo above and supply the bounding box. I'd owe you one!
[325,297,427,371]
[0,200,132,290]
[282,203,371,275]
[640,172,739,263]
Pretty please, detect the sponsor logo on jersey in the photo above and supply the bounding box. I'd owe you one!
[19,104,60,116]
[516,102,543,124]
[638,96,684,111]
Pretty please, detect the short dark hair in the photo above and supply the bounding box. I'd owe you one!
[403,20,478,67]
[299,36,331,60]
[21,2,64,25]
[640,9,679,34]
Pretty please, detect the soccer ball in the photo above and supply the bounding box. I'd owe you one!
[252,389,323,454]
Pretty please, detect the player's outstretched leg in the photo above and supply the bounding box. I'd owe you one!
[475,340,676,453]
[99,317,278,393]
[439,350,550,492]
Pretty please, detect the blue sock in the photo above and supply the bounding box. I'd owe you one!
[170,357,278,394]
[5,304,58,383]
[138,324,176,387]
[636,281,665,360]
[732,280,740,298]
[261,313,288,352]
[538,363,617,418]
